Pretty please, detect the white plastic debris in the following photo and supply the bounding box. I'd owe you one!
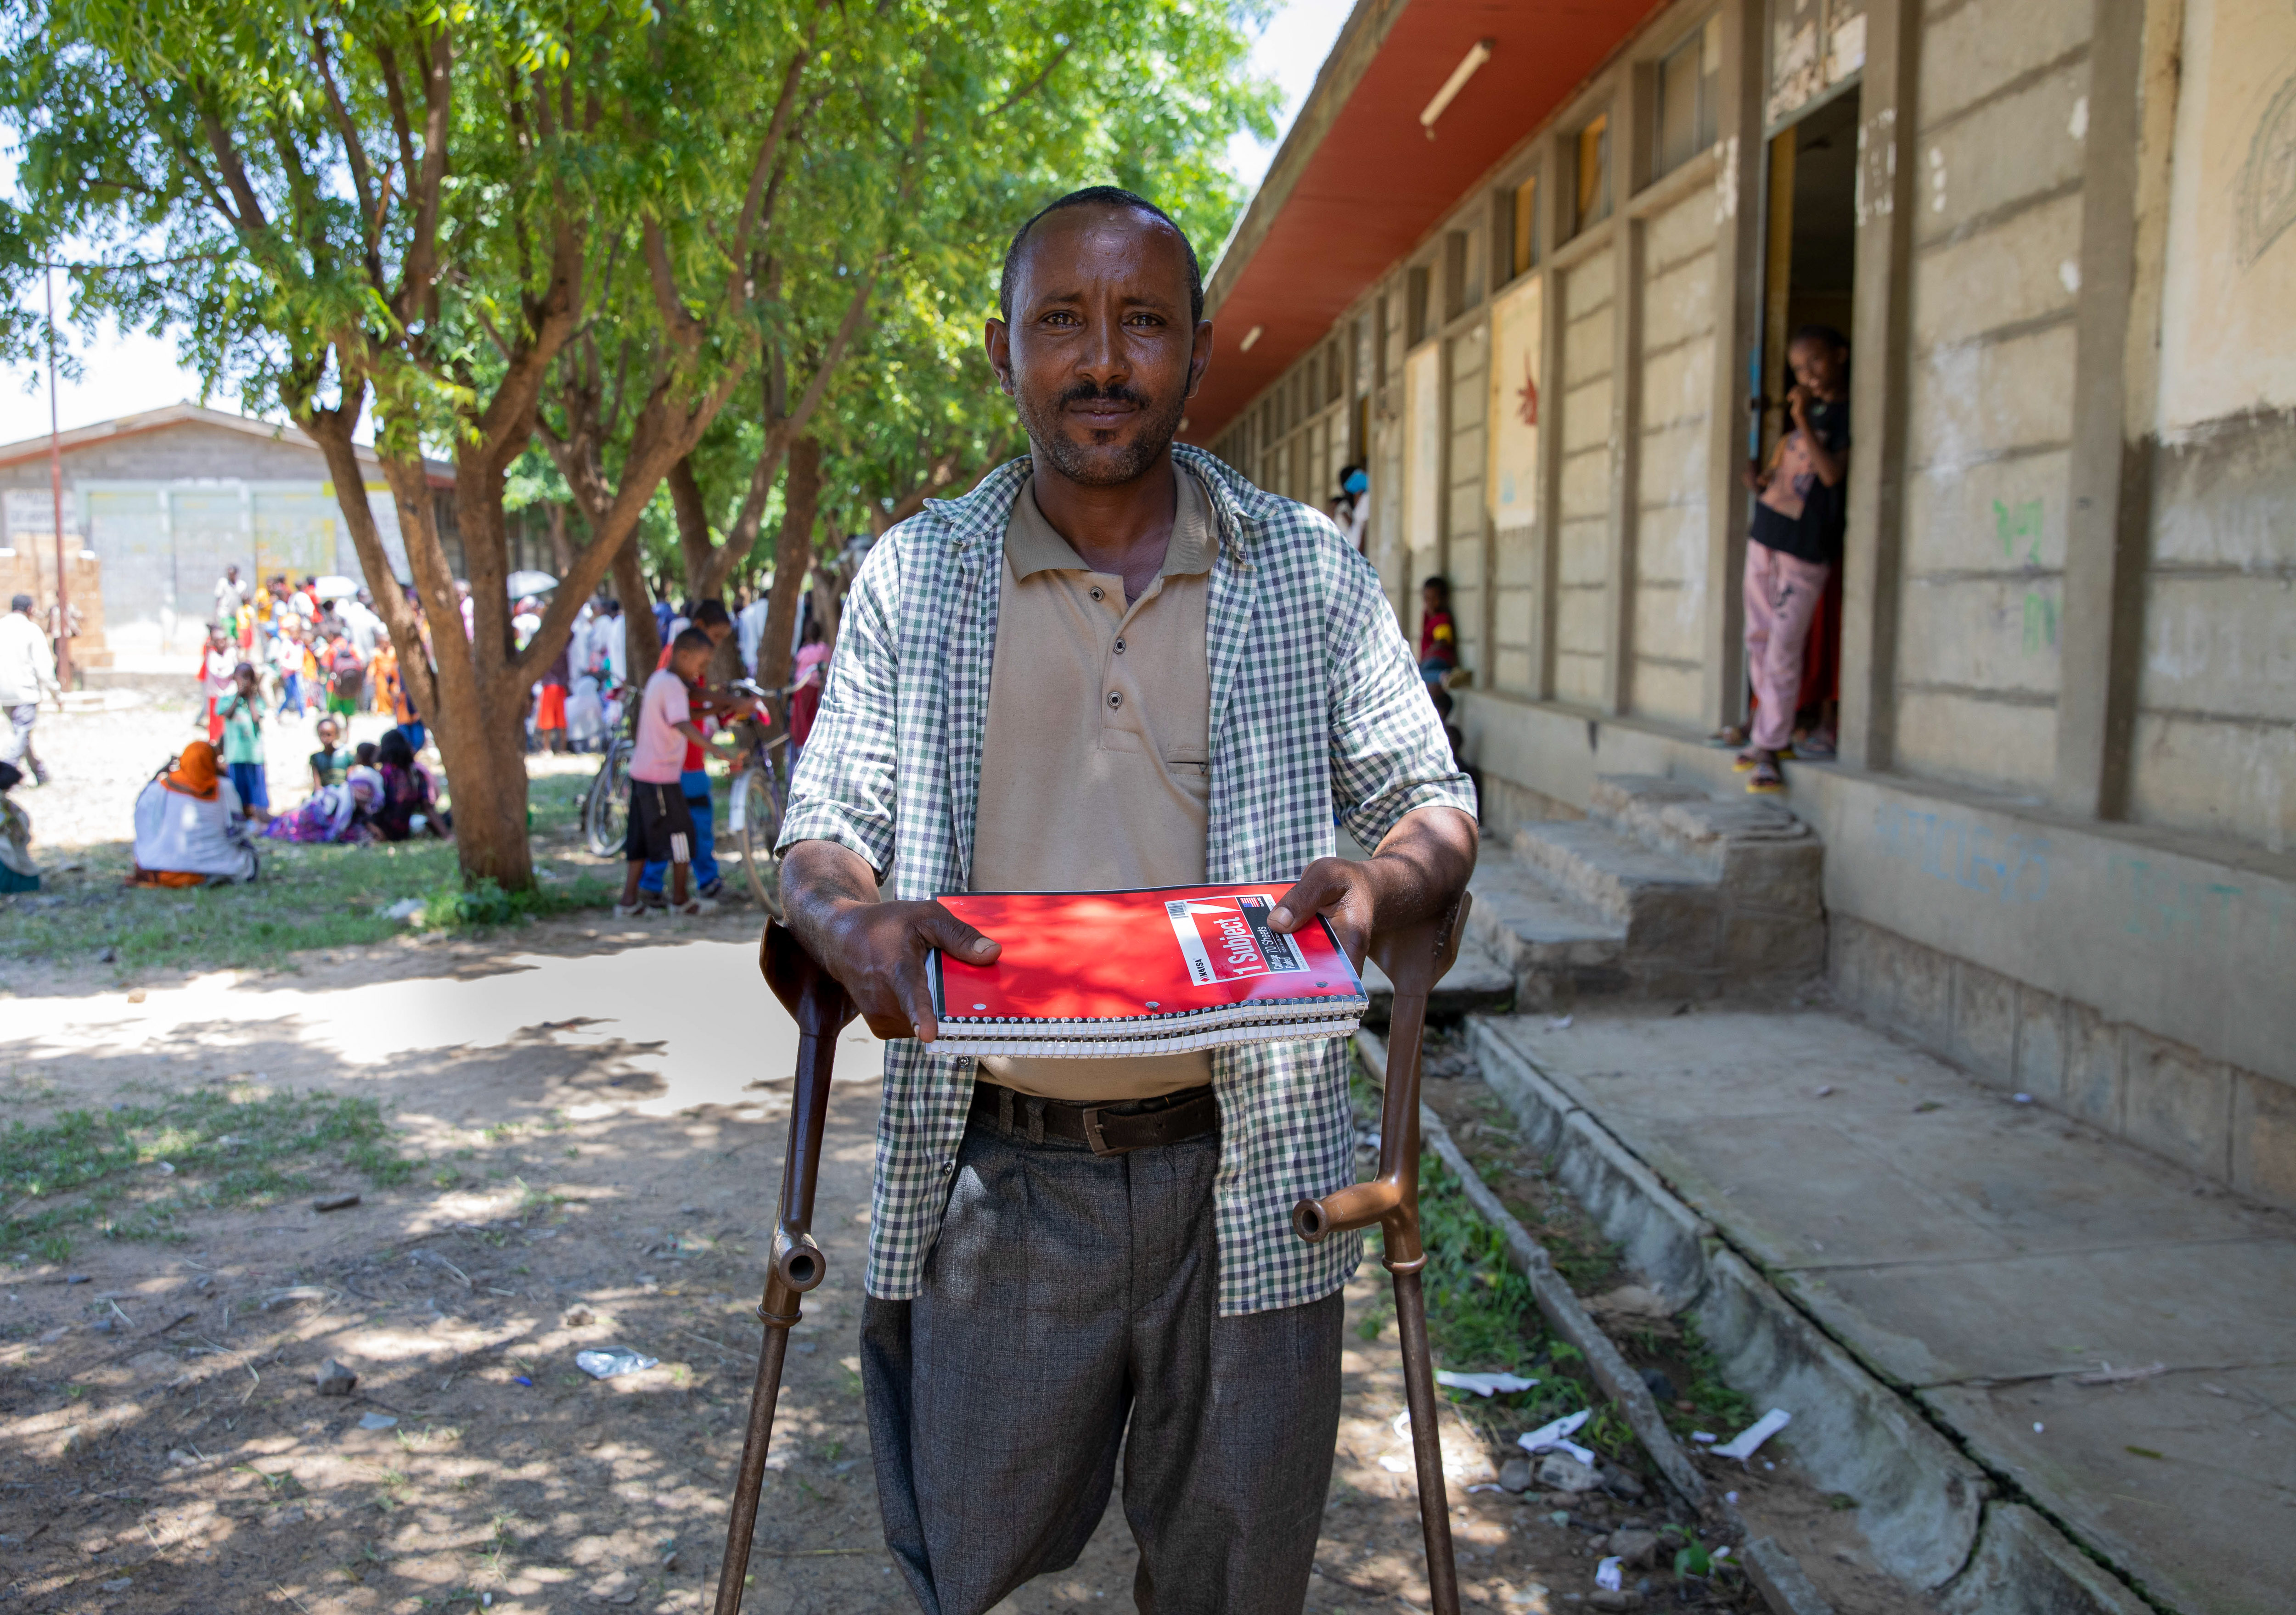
[1438,1369,1540,1398]
[358,1412,398,1430]
[1380,1453,1413,1473]
[1713,1409,1791,1460]
[1546,1015,1573,1031]
[1690,1431,1717,1443]
[1517,1408,1596,1466]
[2071,1361,2166,1386]
[377,897,426,922]
[1713,1546,1732,1562]
[1595,1557,1623,1591]
[576,1347,659,1379]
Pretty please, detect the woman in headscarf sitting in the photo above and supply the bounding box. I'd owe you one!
[262,765,384,844]
[371,729,449,841]
[130,741,260,886]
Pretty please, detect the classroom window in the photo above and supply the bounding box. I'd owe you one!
[1408,264,1432,345]
[1576,112,1611,233]
[1511,174,1540,276]
[1654,16,1723,179]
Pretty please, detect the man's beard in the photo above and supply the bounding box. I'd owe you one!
[1021,379,1187,487]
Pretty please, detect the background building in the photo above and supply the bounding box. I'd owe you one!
[1189,0,2296,1212]
[0,404,558,664]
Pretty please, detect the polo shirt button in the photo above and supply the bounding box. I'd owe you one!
[1113,638,1126,653]
[1090,586,1105,601]
[1107,691,1122,709]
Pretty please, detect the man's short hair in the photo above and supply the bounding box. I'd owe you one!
[9,593,30,613]
[1422,575,1450,593]
[671,626,715,657]
[999,186,1202,325]
[692,598,732,629]
[1789,323,1849,351]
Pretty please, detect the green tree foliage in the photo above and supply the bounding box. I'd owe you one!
[0,0,1273,882]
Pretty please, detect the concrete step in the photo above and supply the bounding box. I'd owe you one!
[1464,852,1631,1005]
[1361,938,1516,1026]
[1511,818,1724,962]
[1588,773,1823,915]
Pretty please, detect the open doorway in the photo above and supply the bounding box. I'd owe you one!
[1743,87,1858,763]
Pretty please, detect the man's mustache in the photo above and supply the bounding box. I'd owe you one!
[1057,381,1152,410]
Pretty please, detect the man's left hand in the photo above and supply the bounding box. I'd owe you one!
[1266,806,1478,969]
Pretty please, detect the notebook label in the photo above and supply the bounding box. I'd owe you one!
[1165,895,1309,984]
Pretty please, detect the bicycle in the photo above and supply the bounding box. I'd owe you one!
[580,676,799,918]
[724,678,801,918]
[580,729,633,858]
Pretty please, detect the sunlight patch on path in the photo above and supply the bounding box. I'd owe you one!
[0,937,884,1118]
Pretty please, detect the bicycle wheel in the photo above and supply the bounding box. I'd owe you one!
[582,748,628,858]
[734,765,785,918]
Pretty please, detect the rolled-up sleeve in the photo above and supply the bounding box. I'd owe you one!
[776,543,902,878]
[1325,553,1477,851]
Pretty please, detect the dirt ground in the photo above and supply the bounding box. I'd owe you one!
[0,693,1883,1614]
[0,914,1793,1615]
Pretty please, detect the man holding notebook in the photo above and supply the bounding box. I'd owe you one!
[778,187,1477,1615]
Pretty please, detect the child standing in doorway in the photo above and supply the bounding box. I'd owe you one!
[1738,325,1850,794]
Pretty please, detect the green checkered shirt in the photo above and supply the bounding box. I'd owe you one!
[778,445,1476,1315]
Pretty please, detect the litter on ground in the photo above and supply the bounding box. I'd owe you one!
[1437,1369,1540,1397]
[576,1347,659,1380]
[1712,1409,1790,1460]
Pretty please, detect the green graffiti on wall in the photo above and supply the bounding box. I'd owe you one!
[1994,497,2044,565]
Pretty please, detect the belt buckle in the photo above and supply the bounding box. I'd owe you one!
[1080,1106,1126,1158]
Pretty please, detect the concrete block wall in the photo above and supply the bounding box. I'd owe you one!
[2130,410,2296,854]
[1829,911,2296,1209]
[1447,323,1491,681]
[1892,0,2092,795]
[1555,251,1617,707]
[1631,187,1717,728]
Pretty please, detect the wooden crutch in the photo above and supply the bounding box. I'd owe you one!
[1292,893,1474,1615]
[711,921,856,1615]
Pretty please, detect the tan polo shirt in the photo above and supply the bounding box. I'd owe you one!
[970,466,1217,1102]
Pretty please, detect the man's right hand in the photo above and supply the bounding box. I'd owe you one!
[781,840,1000,1042]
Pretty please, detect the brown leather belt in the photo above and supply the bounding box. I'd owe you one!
[970,1079,1220,1157]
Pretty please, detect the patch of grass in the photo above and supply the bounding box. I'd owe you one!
[0,1085,413,1255]
[0,765,620,972]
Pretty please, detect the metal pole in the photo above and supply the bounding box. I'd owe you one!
[44,263,72,690]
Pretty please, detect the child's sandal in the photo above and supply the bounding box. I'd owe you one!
[1746,758,1786,794]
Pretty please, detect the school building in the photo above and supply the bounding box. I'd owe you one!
[1187,0,2296,1213]
[0,403,559,663]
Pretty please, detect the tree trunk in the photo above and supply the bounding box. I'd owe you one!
[613,538,661,681]
[757,434,821,690]
[546,504,574,576]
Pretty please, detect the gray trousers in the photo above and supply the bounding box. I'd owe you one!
[862,1114,1344,1615]
[1,704,34,768]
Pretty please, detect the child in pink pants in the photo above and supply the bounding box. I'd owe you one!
[1739,327,1850,793]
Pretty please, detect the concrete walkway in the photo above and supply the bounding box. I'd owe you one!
[1472,1007,2296,1615]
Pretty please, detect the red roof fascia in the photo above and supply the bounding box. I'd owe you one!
[1186,0,1656,444]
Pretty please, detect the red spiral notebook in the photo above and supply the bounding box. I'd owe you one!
[927,883,1368,1057]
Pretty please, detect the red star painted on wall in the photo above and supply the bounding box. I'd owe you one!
[1517,355,1539,428]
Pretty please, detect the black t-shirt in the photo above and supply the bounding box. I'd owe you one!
[1750,395,1850,564]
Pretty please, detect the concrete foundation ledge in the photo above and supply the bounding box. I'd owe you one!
[1474,1018,1714,1300]
[1698,1247,1990,1591]
[1465,1014,2170,1612]
[1937,1503,2153,1615]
